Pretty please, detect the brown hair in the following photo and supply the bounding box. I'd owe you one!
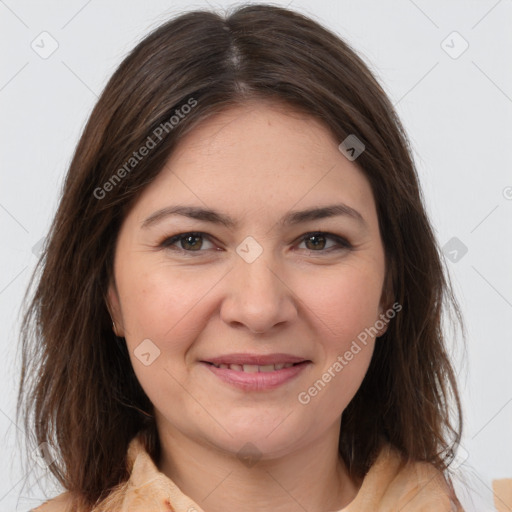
[17,4,465,510]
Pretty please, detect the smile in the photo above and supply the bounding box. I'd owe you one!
[201,361,311,391]
[207,362,299,372]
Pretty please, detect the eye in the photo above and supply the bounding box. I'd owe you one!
[159,231,352,255]
[296,232,352,252]
[159,232,216,253]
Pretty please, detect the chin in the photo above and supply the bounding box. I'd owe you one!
[205,420,307,459]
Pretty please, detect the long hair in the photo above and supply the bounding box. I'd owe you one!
[17,4,465,510]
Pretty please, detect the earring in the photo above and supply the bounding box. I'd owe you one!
[112,320,119,337]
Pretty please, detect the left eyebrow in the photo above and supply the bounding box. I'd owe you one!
[141,203,367,230]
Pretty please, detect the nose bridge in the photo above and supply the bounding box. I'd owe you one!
[238,250,280,296]
[235,239,283,306]
[220,236,296,332]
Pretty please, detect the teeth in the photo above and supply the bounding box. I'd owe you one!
[211,362,298,372]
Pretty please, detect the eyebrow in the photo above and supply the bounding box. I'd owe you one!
[141,203,366,230]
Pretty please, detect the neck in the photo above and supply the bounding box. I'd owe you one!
[156,419,360,512]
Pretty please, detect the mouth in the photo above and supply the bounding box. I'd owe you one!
[203,361,309,372]
[200,353,311,371]
[199,355,312,391]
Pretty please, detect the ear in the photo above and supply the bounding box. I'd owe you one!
[106,279,124,337]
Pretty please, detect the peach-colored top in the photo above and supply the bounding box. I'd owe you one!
[33,433,464,512]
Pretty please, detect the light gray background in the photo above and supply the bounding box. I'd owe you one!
[1,1,511,511]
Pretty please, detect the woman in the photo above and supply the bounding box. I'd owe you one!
[18,4,466,511]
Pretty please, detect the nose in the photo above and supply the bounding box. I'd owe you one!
[219,250,298,334]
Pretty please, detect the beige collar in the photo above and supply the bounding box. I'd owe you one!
[88,432,461,512]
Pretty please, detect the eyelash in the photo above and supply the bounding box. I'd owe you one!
[158,231,353,256]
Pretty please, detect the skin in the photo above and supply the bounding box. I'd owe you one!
[108,100,390,512]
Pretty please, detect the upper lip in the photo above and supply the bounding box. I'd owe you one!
[202,353,310,366]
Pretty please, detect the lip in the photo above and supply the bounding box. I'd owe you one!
[200,360,312,391]
[202,353,308,366]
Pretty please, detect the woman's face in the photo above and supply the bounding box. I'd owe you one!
[108,101,389,459]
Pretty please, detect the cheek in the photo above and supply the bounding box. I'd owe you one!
[299,261,384,343]
[117,259,223,346]
[292,264,382,408]
[295,295,378,424]
[115,262,204,413]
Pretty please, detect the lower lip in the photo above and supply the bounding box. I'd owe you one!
[201,361,311,391]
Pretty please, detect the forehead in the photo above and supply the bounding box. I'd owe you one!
[168,100,338,171]
[126,101,378,231]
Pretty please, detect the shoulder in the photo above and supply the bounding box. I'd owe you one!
[347,444,463,511]
[393,456,462,510]
[31,491,74,512]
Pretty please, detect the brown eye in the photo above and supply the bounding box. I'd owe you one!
[304,233,328,250]
[160,232,215,253]
[298,232,352,252]
[179,234,203,251]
